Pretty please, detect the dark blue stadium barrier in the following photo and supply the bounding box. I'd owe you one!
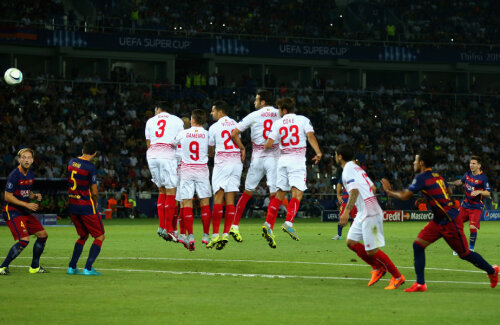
[2,28,500,64]
[0,213,57,226]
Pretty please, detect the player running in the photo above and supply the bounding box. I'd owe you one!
[0,148,48,275]
[67,142,105,276]
[175,109,212,251]
[145,102,184,242]
[230,89,280,241]
[261,97,322,247]
[336,144,405,289]
[382,150,498,292]
[450,156,491,252]
[207,100,244,249]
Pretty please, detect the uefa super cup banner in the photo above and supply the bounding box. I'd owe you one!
[322,210,340,222]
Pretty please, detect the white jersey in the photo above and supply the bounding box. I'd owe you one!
[268,113,314,160]
[145,112,184,160]
[341,161,382,221]
[208,116,241,165]
[175,126,209,166]
[236,106,280,158]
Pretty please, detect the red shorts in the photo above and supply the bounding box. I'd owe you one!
[5,214,45,241]
[340,203,357,219]
[458,207,482,229]
[417,218,469,257]
[71,213,105,238]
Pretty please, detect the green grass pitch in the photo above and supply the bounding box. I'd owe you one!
[1,218,499,324]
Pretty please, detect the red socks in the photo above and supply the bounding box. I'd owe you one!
[349,243,383,270]
[179,207,186,235]
[212,204,224,234]
[285,198,300,223]
[234,192,252,226]
[265,197,282,229]
[172,205,178,232]
[373,249,401,278]
[183,207,193,235]
[157,193,166,229]
[201,205,211,234]
[223,204,235,233]
[164,195,176,232]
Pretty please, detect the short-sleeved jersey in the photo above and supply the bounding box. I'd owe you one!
[175,127,209,165]
[460,171,491,210]
[2,166,35,217]
[408,169,458,225]
[338,178,349,203]
[67,157,98,215]
[341,161,381,220]
[268,113,314,160]
[236,106,280,158]
[145,112,184,160]
[208,116,241,165]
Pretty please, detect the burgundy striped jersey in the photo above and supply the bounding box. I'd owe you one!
[67,157,98,215]
[2,166,35,217]
[460,171,490,210]
[408,168,458,225]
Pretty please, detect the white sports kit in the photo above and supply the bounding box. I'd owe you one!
[342,161,385,250]
[175,126,212,200]
[268,113,314,192]
[145,112,184,188]
[208,116,243,193]
[236,106,280,192]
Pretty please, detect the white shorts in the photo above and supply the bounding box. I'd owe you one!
[147,158,178,189]
[212,162,243,194]
[276,157,307,192]
[245,156,278,193]
[178,178,212,201]
[346,214,385,250]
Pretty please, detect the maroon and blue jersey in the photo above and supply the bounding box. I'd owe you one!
[2,166,35,218]
[67,157,98,215]
[460,171,490,210]
[408,168,458,225]
[338,178,349,203]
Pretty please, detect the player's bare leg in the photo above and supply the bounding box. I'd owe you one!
[281,187,302,241]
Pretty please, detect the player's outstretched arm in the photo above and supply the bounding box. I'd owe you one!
[381,178,414,201]
[306,132,322,164]
[472,189,491,197]
[451,179,462,186]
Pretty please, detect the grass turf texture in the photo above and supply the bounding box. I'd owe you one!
[1,218,499,324]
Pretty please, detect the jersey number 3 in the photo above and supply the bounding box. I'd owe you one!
[156,119,166,137]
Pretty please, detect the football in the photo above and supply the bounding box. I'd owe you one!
[4,68,23,85]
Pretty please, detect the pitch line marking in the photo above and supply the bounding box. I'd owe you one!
[7,265,491,285]
[17,256,485,274]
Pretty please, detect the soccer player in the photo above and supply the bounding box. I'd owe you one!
[230,89,280,241]
[145,102,184,242]
[381,150,498,292]
[207,100,244,249]
[176,117,193,249]
[261,97,322,248]
[332,177,358,240]
[67,142,105,276]
[450,156,491,251]
[175,109,212,251]
[0,148,49,275]
[336,144,405,290]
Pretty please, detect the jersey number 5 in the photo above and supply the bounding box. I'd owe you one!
[70,170,77,190]
[279,125,299,147]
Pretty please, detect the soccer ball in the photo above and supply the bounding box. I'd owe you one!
[4,68,23,85]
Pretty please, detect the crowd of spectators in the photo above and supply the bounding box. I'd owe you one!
[1,74,499,209]
[2,1,499,45]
